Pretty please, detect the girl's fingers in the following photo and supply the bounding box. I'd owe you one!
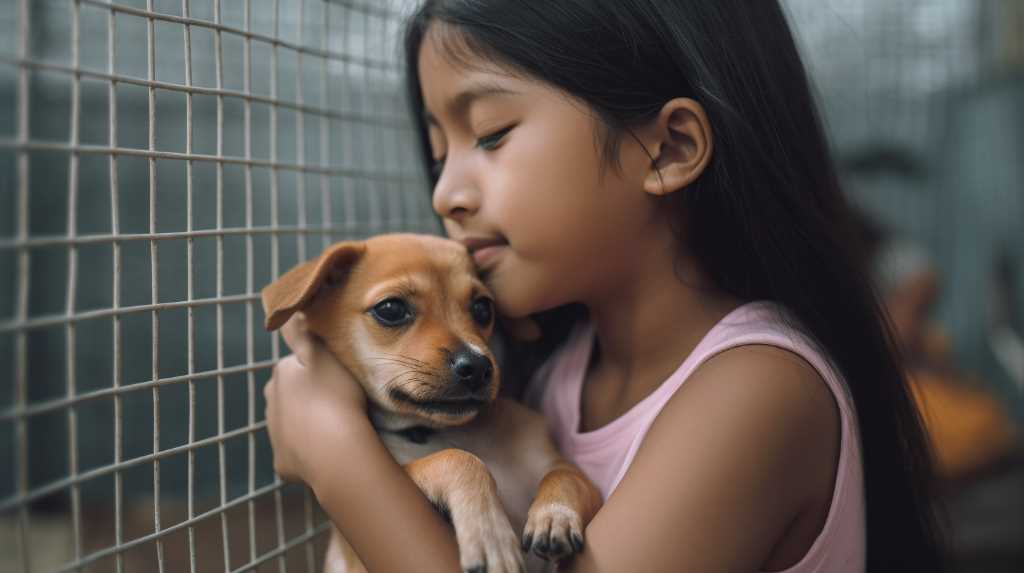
[280,312,314,365]
[280,315,340,375]
[263,369,276,399]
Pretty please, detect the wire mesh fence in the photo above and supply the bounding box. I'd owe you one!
[0,0,434,571]
[2,0,1022,572]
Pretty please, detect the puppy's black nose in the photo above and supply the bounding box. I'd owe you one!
[450,346,493,392]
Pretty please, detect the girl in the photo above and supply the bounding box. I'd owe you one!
[263,1,948,571]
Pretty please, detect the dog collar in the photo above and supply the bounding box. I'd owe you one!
[393,425,436,444]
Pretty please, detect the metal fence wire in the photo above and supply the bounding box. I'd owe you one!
[0,0,433,571]
[2,0,1022,572]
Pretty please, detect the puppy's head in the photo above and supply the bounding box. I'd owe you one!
[261,234,500,428]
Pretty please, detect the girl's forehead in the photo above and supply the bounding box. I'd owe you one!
[419,22,496,75]
[420,57,526,123]
[418,24,528,95]
[416,23,585,124]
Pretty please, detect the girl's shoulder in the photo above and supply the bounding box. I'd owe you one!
[615,302,856,571]
[605,340,843,570]
[675,341,841,453]
[654,300,845,506]
[661,324,842,474]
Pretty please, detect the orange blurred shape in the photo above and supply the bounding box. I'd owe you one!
[910,372,1019,482]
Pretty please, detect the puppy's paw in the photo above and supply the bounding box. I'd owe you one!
[453,499,525,573]
[522,502,585,562]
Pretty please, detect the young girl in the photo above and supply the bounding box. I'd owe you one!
[263,1,947,571]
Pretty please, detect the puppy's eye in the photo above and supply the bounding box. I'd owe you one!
[470,297,494,327]
[370,298,414,327]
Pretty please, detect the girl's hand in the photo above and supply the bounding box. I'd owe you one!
[263,312,368,484]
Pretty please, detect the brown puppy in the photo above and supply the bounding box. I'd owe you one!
[261,233,601,573]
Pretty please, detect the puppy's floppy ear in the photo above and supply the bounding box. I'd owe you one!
[261,241,366,331]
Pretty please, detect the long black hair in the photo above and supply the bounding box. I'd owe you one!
[403,1,947,570]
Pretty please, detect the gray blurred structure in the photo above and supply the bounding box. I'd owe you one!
[785,1,1024,570]
[1,0,1022,572]
[786,0,1024,412]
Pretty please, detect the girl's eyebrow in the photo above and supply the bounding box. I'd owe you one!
[424,83,521,126]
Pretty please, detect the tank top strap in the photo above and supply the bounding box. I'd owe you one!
[608,300,859,494]
[602,301,865,572]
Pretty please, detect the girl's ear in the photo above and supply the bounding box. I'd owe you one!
[642,98,713,196]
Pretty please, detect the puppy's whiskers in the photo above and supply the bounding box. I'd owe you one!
[368,353,435,371]
[384,370,442,395]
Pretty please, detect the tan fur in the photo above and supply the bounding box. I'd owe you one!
[261,234,601,573]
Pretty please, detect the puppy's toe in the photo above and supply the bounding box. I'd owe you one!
[523,503,585,562]
[454,503,525,573]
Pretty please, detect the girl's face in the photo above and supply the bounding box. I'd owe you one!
[419,25,663,318]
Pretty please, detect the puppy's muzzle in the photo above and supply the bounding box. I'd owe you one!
[449,345,493,393]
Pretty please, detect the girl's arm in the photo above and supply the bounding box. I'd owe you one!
[266,319,838,571]
[305,408,463,572]
[564,345,841,572]
[263,317,463,572]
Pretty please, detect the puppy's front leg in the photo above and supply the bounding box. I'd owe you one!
[522,461,602,563]
[406,449,526,573]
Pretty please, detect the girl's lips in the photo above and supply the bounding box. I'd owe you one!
[472,244,506,269]
[460,237,508,270]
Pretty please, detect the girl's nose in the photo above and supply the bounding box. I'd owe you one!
[431,162,480,221]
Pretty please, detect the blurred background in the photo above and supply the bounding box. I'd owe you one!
[1,0,1021,571]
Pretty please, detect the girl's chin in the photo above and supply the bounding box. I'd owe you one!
[486,260,571,317]
[491,283,564,321]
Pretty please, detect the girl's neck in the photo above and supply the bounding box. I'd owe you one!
[583,240,742,393]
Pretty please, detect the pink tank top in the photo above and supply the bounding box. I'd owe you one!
[524,301,865,572]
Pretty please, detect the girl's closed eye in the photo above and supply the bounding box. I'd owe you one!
[475,124,515,151]
[431,124,515,177]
